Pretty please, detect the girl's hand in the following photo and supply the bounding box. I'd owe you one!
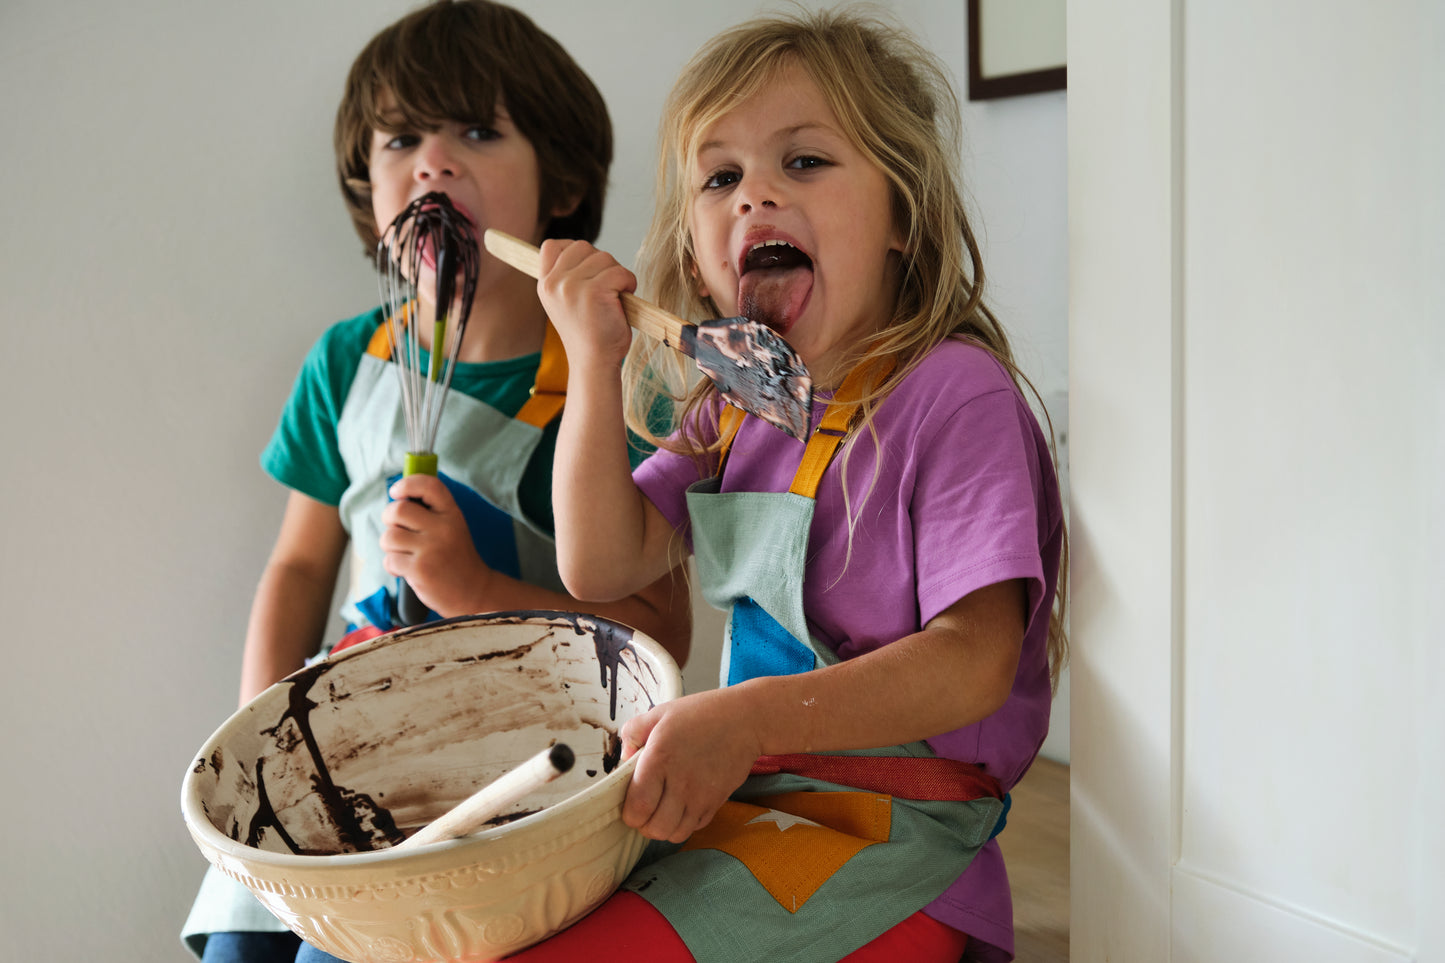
[620,688,763,843]
[380,474,491,617]
[535,239,637,374]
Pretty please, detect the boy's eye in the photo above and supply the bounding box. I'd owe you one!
[383,133,419,150]
[463,125,501,142]
[701,169,740,191]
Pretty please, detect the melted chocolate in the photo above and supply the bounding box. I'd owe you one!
[246,760,301,853]
[485,808,542,827]
[475,609,659,721]
[684,318,813,439]
[248,659,405,854]
[600,732,622,774]
[234,613,657,854]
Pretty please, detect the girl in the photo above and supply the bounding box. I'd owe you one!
[527,9,1065,963]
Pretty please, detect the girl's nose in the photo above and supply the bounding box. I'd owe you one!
[735,173,781,215]
[414,134,457,181]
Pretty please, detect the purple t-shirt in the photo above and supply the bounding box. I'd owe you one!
[633,339,1063,961]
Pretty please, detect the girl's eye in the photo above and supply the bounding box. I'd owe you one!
[701,169,740,191]
[787,154,829,171]
[463,125,501,142]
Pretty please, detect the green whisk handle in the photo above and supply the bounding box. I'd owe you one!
[396,450,439,627]
[403,451,438,476]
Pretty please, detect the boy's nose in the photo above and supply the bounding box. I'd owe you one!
[414,135,458,181]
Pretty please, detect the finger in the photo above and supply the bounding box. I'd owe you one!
[619,711,660,761]
[622,759,664,831]
[388,474,445,506]
[538,237,593,275]
[636,782,690,843]
[382,499,426,533]
[378,519,420,554]
[381,550,407,579]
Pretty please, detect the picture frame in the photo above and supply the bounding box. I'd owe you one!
[967,0,1067,101]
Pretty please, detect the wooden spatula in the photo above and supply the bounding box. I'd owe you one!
[484,229,814,439]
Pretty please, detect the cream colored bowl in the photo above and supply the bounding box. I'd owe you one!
[181,611,681,963]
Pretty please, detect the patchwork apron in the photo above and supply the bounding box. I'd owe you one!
[182,318,570,955]
[622,365,1005,962]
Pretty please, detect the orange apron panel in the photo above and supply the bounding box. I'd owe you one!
[680,791,892,914]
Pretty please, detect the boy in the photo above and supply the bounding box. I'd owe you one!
[182,3,690,960]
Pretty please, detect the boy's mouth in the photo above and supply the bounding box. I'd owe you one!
[737,239,813,334]
[411,194,477,273]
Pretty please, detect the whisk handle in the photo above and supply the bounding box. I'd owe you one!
[394,452,439,627]
[483,229,690,350]
[396,582,430,627]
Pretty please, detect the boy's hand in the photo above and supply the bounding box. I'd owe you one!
[380,474,491,617]
[619,688,762,843]
[536,239,637,373]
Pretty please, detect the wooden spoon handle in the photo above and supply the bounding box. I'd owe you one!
[483,229,689,349]
[396,743,574,849]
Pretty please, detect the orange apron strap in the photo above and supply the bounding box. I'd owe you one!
[366,302,416,360]
[371,311,565,428]
[513,321,569,429]
[787,359,894,499]
[717,403,747,466]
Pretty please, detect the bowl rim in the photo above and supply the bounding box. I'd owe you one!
[180,610,681,871]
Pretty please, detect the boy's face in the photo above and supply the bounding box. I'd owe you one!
[687,63,904,384]
[368,94,568,309]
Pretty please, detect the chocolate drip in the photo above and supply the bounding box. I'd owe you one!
[250,660,405,854]
[246,760,302,854]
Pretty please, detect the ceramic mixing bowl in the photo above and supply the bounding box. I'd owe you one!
[181,611,682,963]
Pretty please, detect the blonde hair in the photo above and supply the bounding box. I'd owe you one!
[629,6,1068,688]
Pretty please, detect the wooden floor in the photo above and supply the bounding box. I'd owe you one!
[997,758,1070,961]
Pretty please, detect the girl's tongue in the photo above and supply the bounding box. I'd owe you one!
[737,245,812,333]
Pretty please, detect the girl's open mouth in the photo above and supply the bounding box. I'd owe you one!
[738,240,813,334]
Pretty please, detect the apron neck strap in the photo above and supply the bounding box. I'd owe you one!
[716,355,895,501]
[514,321,569,429]
[368,312,569,430]
[366,301,416,359]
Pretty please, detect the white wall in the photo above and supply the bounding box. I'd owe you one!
[0,2,1066,960]
[1070,0,1445,959]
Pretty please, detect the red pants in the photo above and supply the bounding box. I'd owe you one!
[507,891,967,962]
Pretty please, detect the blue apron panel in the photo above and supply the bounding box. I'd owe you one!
[725,597,816,685]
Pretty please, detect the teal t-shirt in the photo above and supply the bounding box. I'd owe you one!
[261,305,649,535]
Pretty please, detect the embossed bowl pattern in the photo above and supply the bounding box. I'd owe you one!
[182,611,681,963]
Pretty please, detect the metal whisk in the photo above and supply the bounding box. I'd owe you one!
[375,191,481,625]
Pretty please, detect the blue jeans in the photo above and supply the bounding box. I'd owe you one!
[199,931,301,963]
[293,943,346,963]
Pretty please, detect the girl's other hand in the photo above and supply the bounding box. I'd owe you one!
[619,689,762,843]
[380,473,492,617]
[535,239,637,373]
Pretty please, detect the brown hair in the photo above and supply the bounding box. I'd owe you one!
[334,0,612,263]
[630,7,1069,688]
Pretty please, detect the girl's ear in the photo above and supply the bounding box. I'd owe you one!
[888,215,908,256]
[688,258,710,300]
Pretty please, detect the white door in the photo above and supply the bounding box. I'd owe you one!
[1067,1,1445,960]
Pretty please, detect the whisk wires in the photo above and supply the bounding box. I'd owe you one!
[375,193,481,465]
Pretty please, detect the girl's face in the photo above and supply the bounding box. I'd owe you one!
[688,62,904,384]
